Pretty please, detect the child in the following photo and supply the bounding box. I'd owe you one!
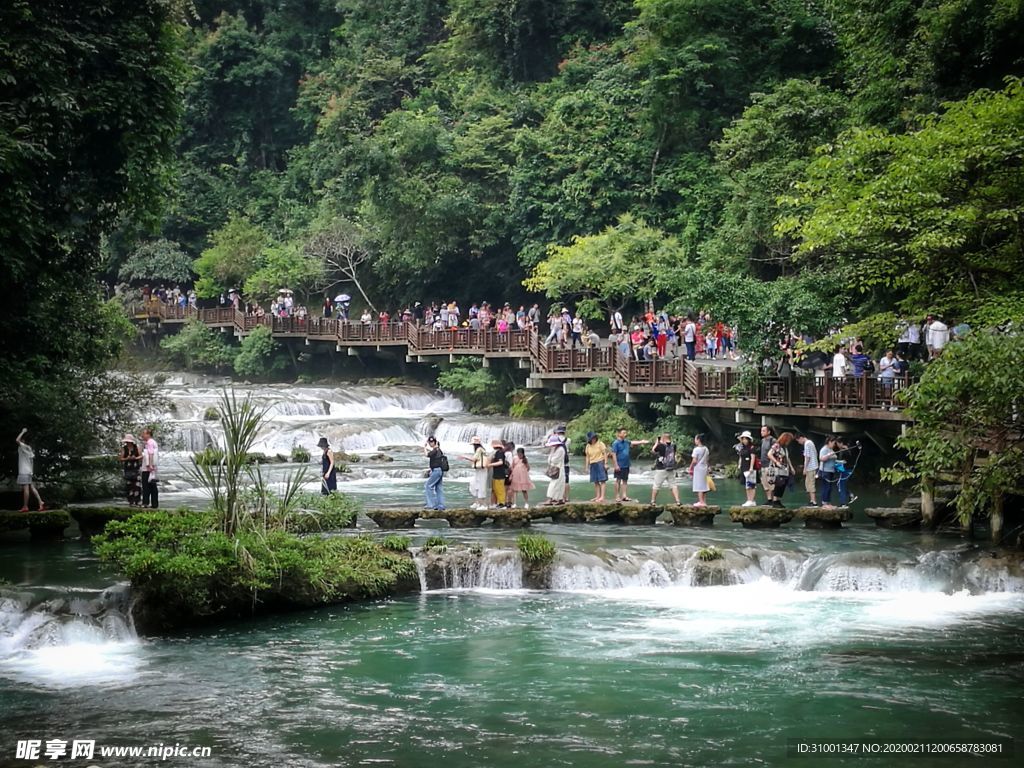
[16,428,45,512]
[509,447,535,509]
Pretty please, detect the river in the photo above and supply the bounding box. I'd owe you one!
[1,378,1022,767]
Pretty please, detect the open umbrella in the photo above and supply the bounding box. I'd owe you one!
[334,293,351,303]
[796,350,829,370]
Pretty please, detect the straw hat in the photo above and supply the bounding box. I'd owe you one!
[738,430,753,441]
[546,435,563,447]
[122,433,137,444]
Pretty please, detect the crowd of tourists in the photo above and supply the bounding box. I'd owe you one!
[374,422,857,512]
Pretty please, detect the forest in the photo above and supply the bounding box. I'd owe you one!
[2,0,1023,492]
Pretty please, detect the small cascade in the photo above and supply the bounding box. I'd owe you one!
[414,548,523,590]
[0,584,137,659]
[411,545,1024,596]
[427,420,555,448]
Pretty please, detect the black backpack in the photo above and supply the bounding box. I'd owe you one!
[439,453,450,472]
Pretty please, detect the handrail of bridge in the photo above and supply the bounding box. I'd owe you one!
[132,302,914,414]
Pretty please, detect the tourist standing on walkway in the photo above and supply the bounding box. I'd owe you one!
[140,428,159,509]
[768,432,795,507]
[650,433,681,505]
[543,435,567,505]
[119,434,143,507]
[487,439,508,508]
[759,426,774,502]
[584,432,609,502]
[423,436,446,511]
[688,434,711,506]
[318,437,337,496]
[683,315,697,361]
[458,436,489,510]
[736,431,757,507]
[15,428,45,512]
[795,434,819,506]
[509,447,535,509]
[611,428,648,502]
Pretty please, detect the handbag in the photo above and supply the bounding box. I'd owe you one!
[707,476,717,492]
[545,465,560,479]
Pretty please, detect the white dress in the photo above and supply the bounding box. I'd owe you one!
[691,445,710,493]
[546,446,566,500]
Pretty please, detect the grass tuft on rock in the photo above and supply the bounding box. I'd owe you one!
[516,533,556,565]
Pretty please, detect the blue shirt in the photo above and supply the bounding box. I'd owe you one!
[611,438,631,468]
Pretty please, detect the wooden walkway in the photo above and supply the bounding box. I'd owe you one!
[135,302,912,423]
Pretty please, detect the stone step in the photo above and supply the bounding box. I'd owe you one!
[794,506,854,529]
[727,505,795,528]
[865,507,922,529]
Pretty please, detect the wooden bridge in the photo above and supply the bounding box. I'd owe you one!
[135,303,912,428]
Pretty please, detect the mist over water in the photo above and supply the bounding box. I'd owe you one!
[2,379,1023,766]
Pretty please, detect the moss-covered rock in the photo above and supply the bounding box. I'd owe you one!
[865,507,922,529]
[794,506,854,529]
[669,505,721,527]
[67,505,143,538]
[487,507,532,528]
[366,509,420,529]
[541,502,620,524]
[609,504,657,525]
[417,546,481,589]
[419,508,488,528]
[728,505,795,528]
[0,509,72,540]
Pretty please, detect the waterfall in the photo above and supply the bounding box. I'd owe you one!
[411,546,1024,595]
[427,420,555,448]
[0,585,139,687]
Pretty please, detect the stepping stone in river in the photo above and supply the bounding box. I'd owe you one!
[366,509,420,529]
[728,505,795,528]
[864,507,922,529]
[668,504,721,527]
[418,508,487,528]
[486,507,532,528]
[794,506,854,529]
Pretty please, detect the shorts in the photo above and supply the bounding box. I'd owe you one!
[17,473,32,486]
[805,472,817,494]
[613,467,630,482]
[652,469,675,490]
[743,469,757,489]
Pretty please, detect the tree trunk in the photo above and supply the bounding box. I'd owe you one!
[990,493,1004,544]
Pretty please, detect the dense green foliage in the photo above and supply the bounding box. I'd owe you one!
[161,318,235,371]
[233,325,288,378]
[94,511,417,628]
[885,334,1024,531]
[114,0,1023,353]
[566,380,647,456]
[516,533,556,565]
[0,0,182,478]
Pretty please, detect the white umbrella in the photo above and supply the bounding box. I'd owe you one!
[334,293,351,303]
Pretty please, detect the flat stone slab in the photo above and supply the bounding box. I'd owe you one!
[538,502,621,524]
[865,507,922,529]
[728,505,795,528]
[67,505,140,538]
[617,506,663,525]
[418,509,488,528]
[486,507,532,527]
[794,506,854,529]
[669,505,721,527]
[0,509,72,540]
[366,509,420,529]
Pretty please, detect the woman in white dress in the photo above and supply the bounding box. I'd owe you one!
[544,435,567,505]
[688,433,710,506]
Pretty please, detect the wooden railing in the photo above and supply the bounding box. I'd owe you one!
[133,303,913,417]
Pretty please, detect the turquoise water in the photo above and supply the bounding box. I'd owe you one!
[1,381,1022,766]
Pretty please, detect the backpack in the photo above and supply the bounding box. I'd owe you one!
[662,443,677,471]
[439,453,450,473]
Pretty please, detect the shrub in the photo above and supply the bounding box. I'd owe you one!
[93,511,417,629]
[160,319,234,371]
[234,325,287,378]
[287,492,359,532]
[516,533,556,565]
[203,408,220,421]
[290,445,311,463]
[436,358,510,414]
[697,546,723,562]
[422,535,448,553]
[381,535,412,552]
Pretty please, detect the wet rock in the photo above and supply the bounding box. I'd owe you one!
[366,452,395,463]
[417,548,483,589]
[522,560,552,590]
[728,505,795,528]
[669,505,721,527]
[616,505,662,525]
[486,507,532,528]
[366,509,420,529]
[865,507,922,529]
[419,508,487,528]
[690,558,733,586]
[795,506,854,529]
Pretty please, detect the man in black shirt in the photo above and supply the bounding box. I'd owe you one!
[759,425,774,503]
[488,439,508,508]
